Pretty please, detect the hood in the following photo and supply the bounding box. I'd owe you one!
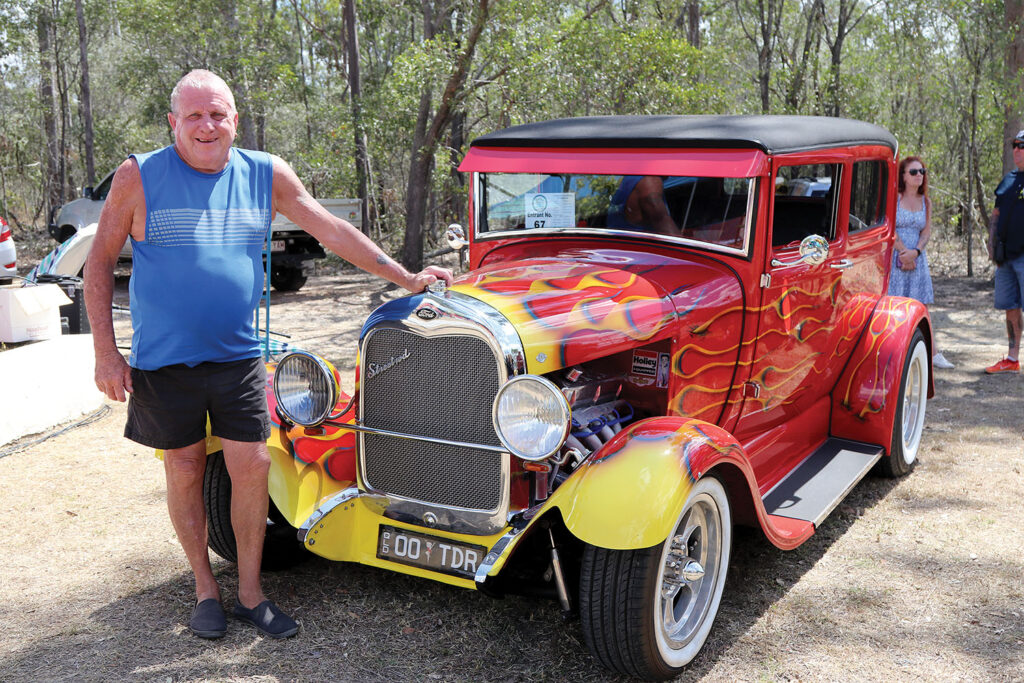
[451,249,741,375]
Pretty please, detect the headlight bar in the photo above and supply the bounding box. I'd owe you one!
[274,352,570,460]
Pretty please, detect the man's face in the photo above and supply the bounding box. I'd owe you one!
[1014,139,1024,171]
[168,83,238,173]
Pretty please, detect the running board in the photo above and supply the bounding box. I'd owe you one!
[762,438,883,528]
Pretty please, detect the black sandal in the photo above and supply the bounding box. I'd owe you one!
[233,599,298,639]
[189,598,227,639]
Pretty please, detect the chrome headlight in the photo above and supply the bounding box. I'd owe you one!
[492,375,571,461]
[273,351,339,426]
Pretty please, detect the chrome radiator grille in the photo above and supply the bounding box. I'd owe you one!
[361,327,504,510]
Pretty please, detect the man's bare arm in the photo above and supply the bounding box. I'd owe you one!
[635,176,681,236]
[270,156,452,291]
[83,158,142,401]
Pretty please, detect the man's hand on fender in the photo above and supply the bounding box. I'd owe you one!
[95,351,133,402]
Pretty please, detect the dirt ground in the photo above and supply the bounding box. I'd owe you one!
[1,267,1022,682]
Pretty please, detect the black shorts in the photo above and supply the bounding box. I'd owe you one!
[124,357,271,450]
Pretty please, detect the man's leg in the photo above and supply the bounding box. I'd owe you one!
[220,437,271,609]
[1007,308,1023,360]
[163,440,220,602]
[988,258,1024,371]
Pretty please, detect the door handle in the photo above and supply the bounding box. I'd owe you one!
[830,259,853,270]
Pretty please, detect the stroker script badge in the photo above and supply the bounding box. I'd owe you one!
[366,349,410,379]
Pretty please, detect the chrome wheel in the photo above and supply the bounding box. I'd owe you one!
[579,475,732,679]
[899,337,928,465]
[654,476,731,667]
[880,329,928,478]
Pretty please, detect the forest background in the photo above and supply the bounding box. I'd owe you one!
[2,0,1024,273]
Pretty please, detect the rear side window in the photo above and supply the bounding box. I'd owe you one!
[94,173,114,200]
[849,160,888,232]
[771,164,840,246]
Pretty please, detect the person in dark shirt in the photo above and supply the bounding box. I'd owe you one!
[986,130,1024,373]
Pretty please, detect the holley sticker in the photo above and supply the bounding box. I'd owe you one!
[632,350,671,388]
[632,350,658,377]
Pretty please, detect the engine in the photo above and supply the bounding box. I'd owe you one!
[541,365,641,499]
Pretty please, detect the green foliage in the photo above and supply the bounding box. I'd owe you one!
[0,0,1020,267]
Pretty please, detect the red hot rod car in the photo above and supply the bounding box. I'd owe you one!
[203,115,932,679]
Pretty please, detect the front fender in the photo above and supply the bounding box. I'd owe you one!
[830,296,933,447]
[547,416,746,550]
[264,362,358,527]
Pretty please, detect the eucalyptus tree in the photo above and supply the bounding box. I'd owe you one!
[731,0,786,113]
[75,0,95,186]
[35,1,60,217]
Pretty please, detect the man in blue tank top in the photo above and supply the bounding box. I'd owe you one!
[84,70,452,639]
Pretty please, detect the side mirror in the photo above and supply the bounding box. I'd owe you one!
[770,234,829,267]
[82,186,94,199]
[446,223,468,251]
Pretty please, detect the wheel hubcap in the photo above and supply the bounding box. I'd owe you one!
[901,344,927,464]
[658,494,722,648]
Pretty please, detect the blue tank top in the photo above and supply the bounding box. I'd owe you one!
[128,146,273,370]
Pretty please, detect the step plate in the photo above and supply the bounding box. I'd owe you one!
[762,439,883,527]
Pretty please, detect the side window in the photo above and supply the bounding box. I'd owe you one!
[94,173,114,200]
[849,160,888,232]
[771,164,839,247]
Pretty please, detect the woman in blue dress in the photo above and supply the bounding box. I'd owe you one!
[888,156,954,368]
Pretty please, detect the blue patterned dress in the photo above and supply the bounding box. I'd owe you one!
[887,202,934,304]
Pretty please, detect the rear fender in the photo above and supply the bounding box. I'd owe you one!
[548,416,749,549]
[830,296,933,447]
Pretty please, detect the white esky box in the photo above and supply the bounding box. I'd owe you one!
[0,284,73,342]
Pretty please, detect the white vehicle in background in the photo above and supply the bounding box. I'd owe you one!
[47,171,358,292]
[0,215,16,284]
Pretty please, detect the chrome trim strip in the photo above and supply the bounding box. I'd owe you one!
[474,524,528,584]
[324,420,508,454]
[297,487,387,543]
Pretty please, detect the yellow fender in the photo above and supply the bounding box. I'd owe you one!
[547,416,745,550]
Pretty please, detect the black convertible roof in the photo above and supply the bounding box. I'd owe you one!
[470,115,897,155]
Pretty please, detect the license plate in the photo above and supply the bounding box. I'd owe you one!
[377,525,487,579]
[270,239,286,252]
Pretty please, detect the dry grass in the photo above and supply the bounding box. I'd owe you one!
[1,264,1022,682]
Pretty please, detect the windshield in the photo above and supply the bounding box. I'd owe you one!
[478,172,753,251]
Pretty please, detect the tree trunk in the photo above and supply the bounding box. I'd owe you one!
[1004,0,1024,174]
[449,109,466,226]
[344,0,372,235]
[676,1,701,48]
[225,0,258,149]
[402,88,434,272]
[75,0,96,187]
[734,0,783,114]
[400,0,491,271]
[784,0,823,111]
[36,5,61,218]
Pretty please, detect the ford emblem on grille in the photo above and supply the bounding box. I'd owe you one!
[366,348,411,379]
[416,307,438,320]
